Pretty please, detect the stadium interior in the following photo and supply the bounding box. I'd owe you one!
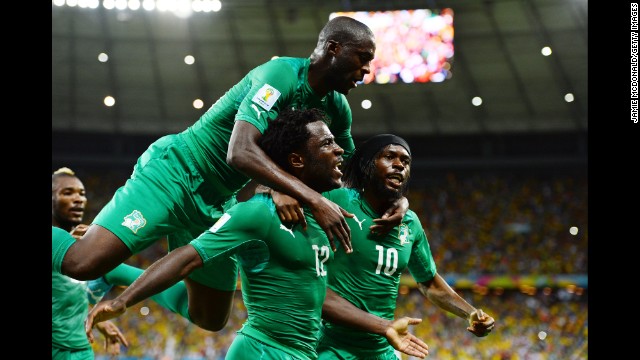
[52,1,588,359]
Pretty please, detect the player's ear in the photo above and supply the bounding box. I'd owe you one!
[326,40,340,57]
[288,152,304,169]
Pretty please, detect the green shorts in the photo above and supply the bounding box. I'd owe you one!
[226,333,308,360]
[316,329,399,360]
[93,134,239,290]
[51,346,93,360]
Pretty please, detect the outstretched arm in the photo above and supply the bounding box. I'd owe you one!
[418,273,495,337]
[227,121,352,253]
[322,288,429,358]
[85,246,203,342]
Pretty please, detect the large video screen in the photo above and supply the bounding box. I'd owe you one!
[330,9,454,84]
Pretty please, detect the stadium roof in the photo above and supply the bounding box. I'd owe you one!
[52,0,588,137]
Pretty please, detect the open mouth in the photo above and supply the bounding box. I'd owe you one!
[387,173,404,187]
[334,161,343,177]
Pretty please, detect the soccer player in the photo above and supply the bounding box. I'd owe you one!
[60,15,408,332]
[314,134,496,359]
[52,168,128,359]
[84,109,427,360]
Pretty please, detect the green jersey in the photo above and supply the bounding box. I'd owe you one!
[181,56,355,193]
[319,188,437,356]
[51,226,92,352]
[190,194,333,360]
[92,57,353,291]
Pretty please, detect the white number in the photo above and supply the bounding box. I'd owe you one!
[312,245,330,276]
[375,245,398,276]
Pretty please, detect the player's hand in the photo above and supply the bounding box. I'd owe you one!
[467,309,495,337]
[370,196,409,235]
[94,320,128,355]
[70,224,90,240]
[271,190,307,230]
[384,317,429,358]
[309,196,353,253]
[85,300,127,344]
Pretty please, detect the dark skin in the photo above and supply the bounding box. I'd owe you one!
[322,288,430,358]
[228,31,380,253]
[52,175,87,233]
[63,17,404,332]
[321,144,495,358]
[85,122,430,357]
[85,120,346,339]
[366,145,494,336]
[52,172,129,353]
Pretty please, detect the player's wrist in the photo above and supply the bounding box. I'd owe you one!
[380,318,395,336]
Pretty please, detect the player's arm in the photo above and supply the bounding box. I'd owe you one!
[85,245,203,342]
[227,120,352,253]
[322,288,429,359]
[417,273,495,337]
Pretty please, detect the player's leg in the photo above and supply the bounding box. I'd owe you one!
[184,278,236,331]
[62,224,131,281]
[169,227,239,331]
[61,134,209,281]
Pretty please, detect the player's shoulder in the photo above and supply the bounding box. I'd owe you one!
[327,90,349,106]
[404,209,424,227]
[241,193,279,216]
[255,56,305,76]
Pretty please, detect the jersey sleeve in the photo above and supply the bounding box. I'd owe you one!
[190,200,275,266]
[406,216,437,283]
[235,60,299,134]
[52,226,76,273]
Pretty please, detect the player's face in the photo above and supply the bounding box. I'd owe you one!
[301,121,344,192]
[330,37,376,95]
[52,176,87,227]
[371,145,411,200]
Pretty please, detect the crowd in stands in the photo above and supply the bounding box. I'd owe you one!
[78,169,587,359]
[407,172,587,275]
[94,287,587,360]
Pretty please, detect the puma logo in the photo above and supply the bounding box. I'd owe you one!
[353,215,366,230]
[251,104,264,118]
[279,224,295,238]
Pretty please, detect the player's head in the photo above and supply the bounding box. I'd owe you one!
[342,134,411,201]
[52,167,87,232]
[311,16,376,95]
[259,108,344,193]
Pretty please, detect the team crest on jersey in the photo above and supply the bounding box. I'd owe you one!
[122,210,147,234]
[252,84,281,111]
[398,224,410,245]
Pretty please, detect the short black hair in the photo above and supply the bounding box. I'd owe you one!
[317,16,374,47]
[259,108,330,172]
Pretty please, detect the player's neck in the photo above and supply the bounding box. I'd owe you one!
[362,191,393,217]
